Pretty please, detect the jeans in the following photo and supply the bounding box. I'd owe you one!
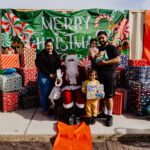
[38,71,54,113]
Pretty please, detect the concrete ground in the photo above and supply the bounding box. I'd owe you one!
[0,108,150,135]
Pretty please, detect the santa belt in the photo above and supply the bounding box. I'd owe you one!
[62,85,81,92]
[66,84,80,86]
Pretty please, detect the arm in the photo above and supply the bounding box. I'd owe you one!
[97,56,120,65]
[82,80,87,94]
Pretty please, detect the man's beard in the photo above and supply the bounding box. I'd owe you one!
[66,61,79,85]
[100,41,107,46]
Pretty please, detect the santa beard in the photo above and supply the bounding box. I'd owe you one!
[66,61,79,85]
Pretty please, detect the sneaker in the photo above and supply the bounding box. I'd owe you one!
[97,112,108,119]
[91,117,96,125]
[106,115,113,127]
[68,114,75,125]
[75,116,81,125]
[86,117,92,125]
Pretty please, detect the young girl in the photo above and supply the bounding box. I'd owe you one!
[88,39,99,60]
[82,69,104,125]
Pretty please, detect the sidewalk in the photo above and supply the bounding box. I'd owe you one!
[0,108,150,135]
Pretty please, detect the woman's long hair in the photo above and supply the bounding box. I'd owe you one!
[45,38,58,56]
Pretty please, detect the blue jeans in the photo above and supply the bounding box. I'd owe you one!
[38,71,54,113]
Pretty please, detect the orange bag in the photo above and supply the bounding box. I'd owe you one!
[53,122,93,150]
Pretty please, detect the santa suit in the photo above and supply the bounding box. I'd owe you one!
[61,55,86,118]
[62,66,85,109]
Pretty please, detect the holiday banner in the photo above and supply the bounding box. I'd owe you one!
[1,9,129,59]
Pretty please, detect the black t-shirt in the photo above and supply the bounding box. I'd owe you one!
[35,50,61,76]
[93,44,119,72]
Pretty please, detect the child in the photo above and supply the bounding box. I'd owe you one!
[88,39,99,59]
[82,69,104,125]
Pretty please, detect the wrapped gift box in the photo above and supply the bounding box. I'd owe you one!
[17,68,37,86]
[0,54,20,69]
[128,59,148,66]
[113,91,123,115]
[127,80,141,114]
[117,55,128,67]
[19,85,40,109]
[20,48,36,68]
[115,68,126,87]
[0,73,22,92]
[127,80,150,116]
[125,66,150,82]
[116,88,128,111]
[0,92,18,112]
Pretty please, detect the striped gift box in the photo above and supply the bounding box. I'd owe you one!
[0,92,18,112]
[17,68,37,86]
[0,73,22,92]
[128,59,148,66]
[0,54,20,69]
[20,48,36,68]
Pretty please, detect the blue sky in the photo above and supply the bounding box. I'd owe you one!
[0,0,150,10]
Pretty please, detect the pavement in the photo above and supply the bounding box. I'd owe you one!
[0,108,150,136]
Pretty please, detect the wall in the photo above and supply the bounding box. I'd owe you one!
[129,10,145,59]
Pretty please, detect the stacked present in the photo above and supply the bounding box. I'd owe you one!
[17,68,37,86]
[18,48,37,86]
[125,66,150,82]
[115,67,126,88]
[115,54,128,88]
[0,72,22,112]
[19,48,36,68]
[125,64,150,116]
[0,54,20,69]
[0,47,39,111]
[127,80,150,116]
[19,85,40,109]
[17,48,39,109]
[0,71,22,112]
[113,88,128,115]
[117,55,128,67]
[0,49,22,112]
[0,92,19,112]
[0,73,22,92]
[128,59,148,66]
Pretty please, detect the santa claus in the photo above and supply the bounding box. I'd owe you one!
[61,54,86,125]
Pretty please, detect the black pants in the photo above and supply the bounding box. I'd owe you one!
[98,71,116,99]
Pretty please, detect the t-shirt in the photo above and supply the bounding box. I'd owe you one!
[93,44,119,72]
[82,80,104,100]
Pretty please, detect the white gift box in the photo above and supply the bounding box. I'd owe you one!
[0,73,22,92]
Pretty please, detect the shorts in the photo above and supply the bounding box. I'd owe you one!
[98,71,116,98]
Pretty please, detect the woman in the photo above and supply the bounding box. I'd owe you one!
[35,39,61,115]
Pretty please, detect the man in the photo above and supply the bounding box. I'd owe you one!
[61,54,86,125]
[94,31,120,126]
